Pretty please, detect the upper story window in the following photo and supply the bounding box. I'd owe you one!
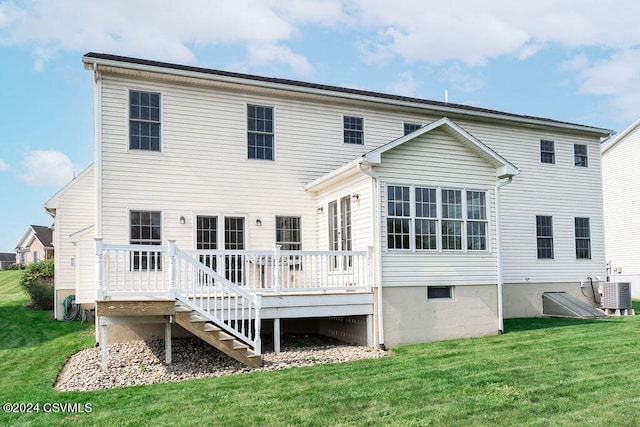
[575,217,591,259]
[343,116,364,145]
[536,215,554,259]
[387,185,488,252]
[574,144,588,167]
[540,139,555,164]
[247,105,274,160]
[404,123,422,135]
[129,91,161,151]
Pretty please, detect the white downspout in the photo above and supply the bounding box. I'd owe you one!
[495,176,513,333]
[356,161,385,349]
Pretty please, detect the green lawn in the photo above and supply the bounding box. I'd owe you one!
[0,270,23,295]
[1,268,640,426]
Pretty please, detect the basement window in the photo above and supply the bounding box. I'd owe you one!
[427,286,453,300]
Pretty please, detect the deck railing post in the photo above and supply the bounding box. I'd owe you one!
[273,245,282,294]
[96,238,104,299]
[168,240,176,298]
[254,294,262,355]
[366,246,373,292]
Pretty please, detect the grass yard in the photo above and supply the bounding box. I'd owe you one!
[0,269,22,295]
[1,269,640,426]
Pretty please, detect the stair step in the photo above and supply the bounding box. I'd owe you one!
[233,342,249,350]
[204,323,221,332]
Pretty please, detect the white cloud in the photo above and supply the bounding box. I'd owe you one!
[575,49,640,123]
[385,71,419,97]
[18,150,75,188]
[0,159,9,171]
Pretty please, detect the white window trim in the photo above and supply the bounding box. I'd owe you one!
[574,216,592,260]
[386,184,491,253]
[127,88,163,154]
[342,114,366,146]
[192,213,249,250]
[246,103,276,162]
[275,215,303,250]
[535,214,555,260]
[573,143,589,168]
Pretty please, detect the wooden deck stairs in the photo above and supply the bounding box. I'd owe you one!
[174,303,262,368]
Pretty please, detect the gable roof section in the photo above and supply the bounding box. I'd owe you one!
[601,118,640,154]
[83,52,613,137]
[363,118,518,178]
[306,118,518,192]
[15,225,54,250]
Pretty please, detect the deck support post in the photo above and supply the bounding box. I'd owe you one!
[165,318,172,364]
[100,319,108,369]
[273,317,281,354]
[366,314,374,347]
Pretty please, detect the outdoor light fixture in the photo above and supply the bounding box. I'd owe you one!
[179,216,185,225]
[256,219,262,227]
[352,194,360,202]
[317,207,324,213]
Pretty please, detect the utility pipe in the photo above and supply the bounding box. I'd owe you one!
[495,176,513,333]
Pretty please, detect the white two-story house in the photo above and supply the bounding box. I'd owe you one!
[46,53,611,366]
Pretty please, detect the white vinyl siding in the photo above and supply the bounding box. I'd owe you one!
[48,165,96,304]
[461,122,606,283]
[376,128,497,287]
[93,70,606,293]
[603,124,640,279]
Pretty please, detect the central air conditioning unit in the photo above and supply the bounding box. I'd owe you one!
[600,282,632,310]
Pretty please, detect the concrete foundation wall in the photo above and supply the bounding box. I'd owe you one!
[381,285,499,347]
[502,281,598,319]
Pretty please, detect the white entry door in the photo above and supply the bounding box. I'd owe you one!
[328,196,352,269]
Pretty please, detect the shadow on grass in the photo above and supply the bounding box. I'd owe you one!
[0,297,90,351]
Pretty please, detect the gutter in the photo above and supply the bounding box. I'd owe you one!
[356,161,385,350]
[495,176,513,333]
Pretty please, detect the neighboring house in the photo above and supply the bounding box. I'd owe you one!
[602,118,640,298]
[0,253,15,270]
[15,225,54,266]
[48,52,612,365]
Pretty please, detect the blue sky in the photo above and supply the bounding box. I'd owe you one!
[1,0,640,252]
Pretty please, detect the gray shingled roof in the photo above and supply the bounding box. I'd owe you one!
[31,225,53,248]
[0,253,14,262]
[83,52,612,136]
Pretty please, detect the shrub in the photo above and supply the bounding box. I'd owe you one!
[19,259,55,310]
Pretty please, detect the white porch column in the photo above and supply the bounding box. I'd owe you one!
[165,320,172,364]
[273,245,282,294]
[168,240,176,299]
[100,319,108,369]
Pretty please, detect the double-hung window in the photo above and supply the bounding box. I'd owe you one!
[466,191,487,250]
[343,116,364,145]
[575,217,591,259]
[248,105,274,160]
[415,188,437,250]
[536,215,554,259]
[276,216,301,250]
[130,91,161,151]
[386,185,488,252]
[387,186,411,249]
[540,139,555,164]
[441,190,463,250]
[404,123,422,135]
[574,144,588,167]
[130,210,162,270]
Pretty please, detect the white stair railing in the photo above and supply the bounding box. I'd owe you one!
[172,244,261,352]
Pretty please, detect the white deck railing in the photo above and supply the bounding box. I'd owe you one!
[95,240,371,352]
[96,241,372,298]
